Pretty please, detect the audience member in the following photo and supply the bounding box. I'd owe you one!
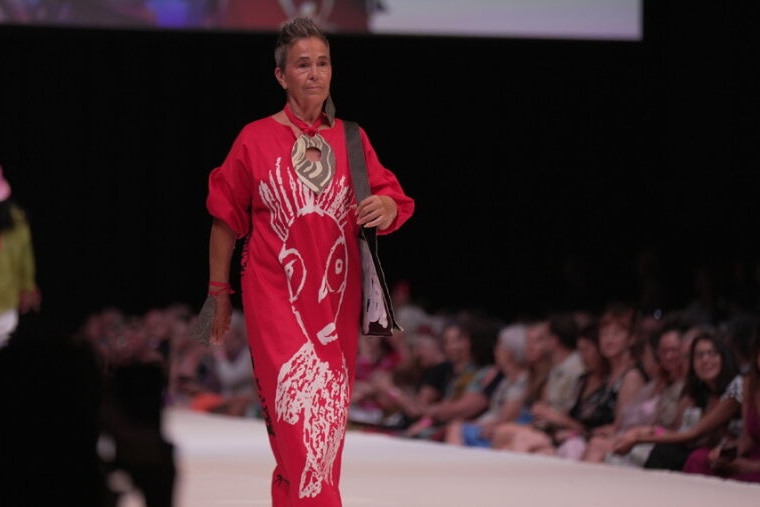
[189,309,260,417]
[613,328,741,471]
[0,164,41,347]
[493,318,611,455]
[683,330,760,482]
[374,327,452,431]
[490,313,586,452]
[0,321,109,506]
[444,322,530,447]
[606,316,691,467]
[563,302,648,461]
[402,315,501,441]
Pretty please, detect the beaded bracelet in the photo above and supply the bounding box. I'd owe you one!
[208,281,235,297]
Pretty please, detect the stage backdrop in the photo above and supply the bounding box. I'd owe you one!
[0,0,641,40]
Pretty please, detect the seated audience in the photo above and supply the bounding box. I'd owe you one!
[444,322,530,447]
[683,331,760,482]
[606,316,692,467]
[402,314,502,441]
[372,327,450,430]
[612,327,741,471]
[349,333,404,425]
[494,318,612,455]
[189,309,260,417]
[491,312,589,453]
[559,302,648,461]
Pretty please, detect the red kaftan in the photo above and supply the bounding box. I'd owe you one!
[207,115,414,506]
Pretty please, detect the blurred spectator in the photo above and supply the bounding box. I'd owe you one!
[402,314,500,440]
[372,327,449,431]
[189,309,260,417]
[606,316,691,467]
[349,333,403,425]
[0,323,108,506]
[683,331,760,482]
[493,318,610,455]
[560,302,648,461]
[0,164,41,347]
[613,328,740,471]
[444,322,530,447]
[490,313,586,451]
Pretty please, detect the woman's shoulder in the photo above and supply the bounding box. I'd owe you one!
[721,373,744,402]
[624,361,649,384]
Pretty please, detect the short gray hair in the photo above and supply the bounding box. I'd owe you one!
[498,323,528,364]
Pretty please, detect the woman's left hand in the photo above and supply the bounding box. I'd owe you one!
[357,195,397,230]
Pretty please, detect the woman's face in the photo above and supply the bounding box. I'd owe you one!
[692,338,722,384]
[275,36,332,110]
[524,323,548,365]
[599,321,631,359]
[413,335,441,367]
[577,336,602,373]
[442,325,470,363]
[656,330,683,376]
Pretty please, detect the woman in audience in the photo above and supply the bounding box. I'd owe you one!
[493,318,612,455]
[605,317,692,467]
[682,331,760,482]
[402,314,501,441]
[444,322,530,447]
[189,309,260,417]
[370,327,450,431]
[349,334,404,425]
[612,328,740,471]
[560,302,648,461]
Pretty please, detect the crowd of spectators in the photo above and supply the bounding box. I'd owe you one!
[3,256,760,503]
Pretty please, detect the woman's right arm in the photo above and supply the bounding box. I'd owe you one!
[638,396,740,446]
[208,218,237,344]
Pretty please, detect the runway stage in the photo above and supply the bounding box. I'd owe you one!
[123,408,759,507]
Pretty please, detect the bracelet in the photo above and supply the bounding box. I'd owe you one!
[208,281,235,297]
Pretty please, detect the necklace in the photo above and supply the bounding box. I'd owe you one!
[284,104,335,194]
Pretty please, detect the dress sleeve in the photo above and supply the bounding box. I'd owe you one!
[358,126,415,235]
[206,128,254,239]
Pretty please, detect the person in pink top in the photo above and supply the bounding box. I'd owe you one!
[201,16,414,507]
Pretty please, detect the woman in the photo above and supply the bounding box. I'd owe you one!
[604,319,691,467]
[493,319,610,455]
[566,302,648,462]
[444,322,530,447]
[683,332,760,482]
[401,316,496,440]
[614,328,740,471]
[0,165,41,346]
[202,17,414,507]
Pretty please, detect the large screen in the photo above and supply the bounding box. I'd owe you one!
[0,0,641,40]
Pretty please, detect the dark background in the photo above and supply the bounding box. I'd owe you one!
[1,0,758,335]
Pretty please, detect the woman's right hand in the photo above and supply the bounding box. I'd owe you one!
[612,428,640,455]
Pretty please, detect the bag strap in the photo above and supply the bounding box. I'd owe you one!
[344,120,370,202]
[343,120,402,333]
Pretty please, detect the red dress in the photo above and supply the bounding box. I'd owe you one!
[207,115,414,506]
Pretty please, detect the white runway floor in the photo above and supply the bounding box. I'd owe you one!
[122,407,759,507]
